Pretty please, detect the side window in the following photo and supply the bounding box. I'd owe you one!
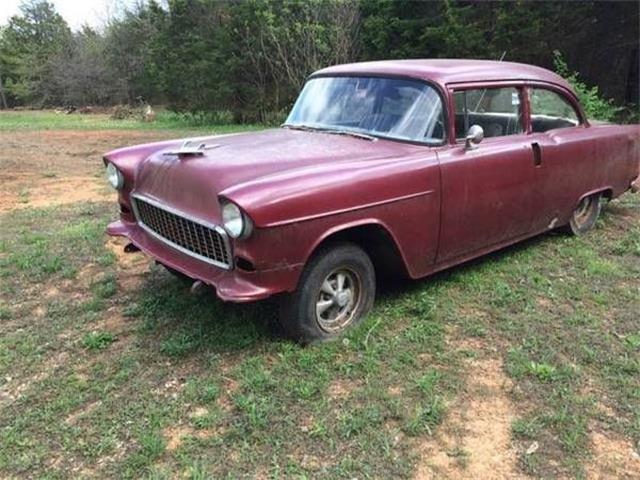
[454,87,523,140]
[529,88,580,133]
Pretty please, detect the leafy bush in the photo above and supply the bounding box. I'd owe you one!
[160,110,235,127]
[526,361,559,382]
[553,51,620,122]
[110,104,139,120]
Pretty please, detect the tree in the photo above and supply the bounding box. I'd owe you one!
[0,26,13,108]
[48,26,124,105]
[103,0,167,103]
[0,0,636,119]
[149,0,234,111]
[230,0,360,121]
[0,0,72,105]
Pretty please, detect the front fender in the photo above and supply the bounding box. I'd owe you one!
[225,151,441,279]
[221,153,439,228]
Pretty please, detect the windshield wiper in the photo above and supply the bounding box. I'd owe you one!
[282,123,376,141]
[281,123,316,131]
[319,129,377,141]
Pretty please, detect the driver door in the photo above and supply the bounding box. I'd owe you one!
[436,85,538,263]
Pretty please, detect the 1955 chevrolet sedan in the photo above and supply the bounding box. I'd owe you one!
[105,59,640,343]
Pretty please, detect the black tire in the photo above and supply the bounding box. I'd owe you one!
[279,242,376,344]
[565,193,602,236]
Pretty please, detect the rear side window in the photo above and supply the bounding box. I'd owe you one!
[454,87,523,139]
[529,88,580,132]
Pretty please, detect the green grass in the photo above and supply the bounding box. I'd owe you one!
[0,110,261,134]
[82,331,116,350]
[0,159,638,478]
[0,201,462,478]
[435,194,640,477]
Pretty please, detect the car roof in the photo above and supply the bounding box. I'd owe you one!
[314,59,575,94]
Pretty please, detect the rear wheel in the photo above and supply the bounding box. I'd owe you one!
[566,193,602,236]
[279,242,375,344]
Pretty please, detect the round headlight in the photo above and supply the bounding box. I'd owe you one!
[222,202,244,238]
[106,162,124,190]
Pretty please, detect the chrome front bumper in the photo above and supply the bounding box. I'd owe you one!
[106,219,302,303]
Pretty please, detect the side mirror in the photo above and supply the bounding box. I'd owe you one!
[465,124,484,150]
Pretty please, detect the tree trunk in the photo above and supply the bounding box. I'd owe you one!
[0,72,8,109]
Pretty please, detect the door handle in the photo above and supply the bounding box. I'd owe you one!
[531,142,542,167]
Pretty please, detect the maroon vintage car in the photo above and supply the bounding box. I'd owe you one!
[104,59,640,343]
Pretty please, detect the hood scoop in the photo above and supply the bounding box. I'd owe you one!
[163,139,221,157]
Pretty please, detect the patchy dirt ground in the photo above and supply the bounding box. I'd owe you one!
[0,130,169,211]
[587,431,640,479]
[415,338,521,480]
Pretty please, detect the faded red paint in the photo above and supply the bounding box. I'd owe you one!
[105,60,640,302]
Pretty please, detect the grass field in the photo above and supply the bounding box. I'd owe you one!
[0,111,638,479]
[0,109,259,134]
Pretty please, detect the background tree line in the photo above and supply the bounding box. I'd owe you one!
[0,0,638,122]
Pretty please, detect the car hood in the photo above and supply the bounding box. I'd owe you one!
[132,128,424,224]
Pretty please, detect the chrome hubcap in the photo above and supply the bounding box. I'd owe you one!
[573,197,592,226]
[315,268,361,333]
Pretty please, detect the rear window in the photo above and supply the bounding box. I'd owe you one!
[529,88,580,132]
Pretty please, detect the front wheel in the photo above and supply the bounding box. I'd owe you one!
[279,242,376,344]
[565,193,602,236]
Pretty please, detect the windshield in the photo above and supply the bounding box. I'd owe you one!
[285,76,445,144]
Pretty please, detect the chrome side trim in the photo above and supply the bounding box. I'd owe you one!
[262,189,435,227]
[130,192,233,270]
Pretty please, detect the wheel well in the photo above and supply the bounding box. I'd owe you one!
[311,224,408,279]
[578,188,613,207]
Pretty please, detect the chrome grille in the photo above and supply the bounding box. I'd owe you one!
[132,195,232,269]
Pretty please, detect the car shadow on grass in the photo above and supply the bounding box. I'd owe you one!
[127,199,625,358]
[129,230,556,359]
[125,268,283,357]
[376,229,557,300]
